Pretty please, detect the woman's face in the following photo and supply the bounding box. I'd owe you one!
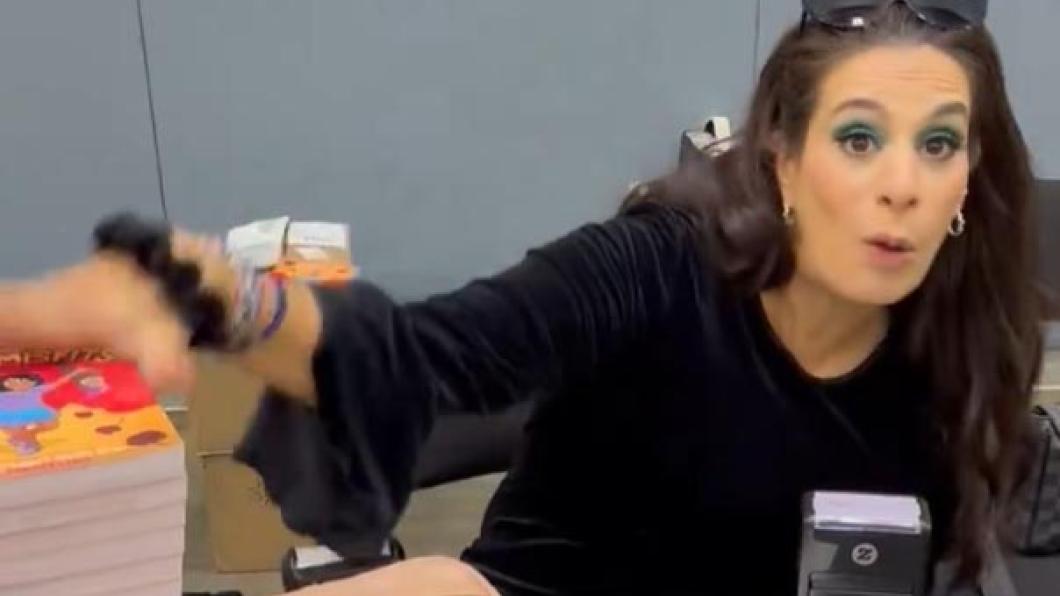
[775,44,972,305]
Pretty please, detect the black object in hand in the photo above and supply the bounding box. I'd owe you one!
[92,212,230,349]
[93,211,174,275]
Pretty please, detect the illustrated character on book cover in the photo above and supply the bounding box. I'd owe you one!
[0,369,84,455]
[0,355,173,464]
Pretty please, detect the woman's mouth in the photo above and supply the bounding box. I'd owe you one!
[864,234,915,269]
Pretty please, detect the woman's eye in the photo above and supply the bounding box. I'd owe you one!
[839,132,879,156]
[920,134,960,160]
[832,123,882,157]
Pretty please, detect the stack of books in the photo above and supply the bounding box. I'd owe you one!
[0,349,186,595]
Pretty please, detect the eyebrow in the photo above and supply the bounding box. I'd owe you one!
[831,98,885,115]
[929,101,969,119]
[831,98,970,120]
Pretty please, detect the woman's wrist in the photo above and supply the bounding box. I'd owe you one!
[219,266,291,353]
[255,275,288,343]
[233,279,321,404]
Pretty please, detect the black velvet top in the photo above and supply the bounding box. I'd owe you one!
[240,203,955,595]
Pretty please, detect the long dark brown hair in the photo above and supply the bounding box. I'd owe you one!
[626,3,1043,583]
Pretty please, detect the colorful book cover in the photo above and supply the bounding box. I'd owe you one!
[0,349,179,477]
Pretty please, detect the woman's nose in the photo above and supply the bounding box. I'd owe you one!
[877,192,918,210]
[877,149,920,211]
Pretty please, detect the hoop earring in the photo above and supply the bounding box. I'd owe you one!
[948,209,966,237]
[782,204,795,226]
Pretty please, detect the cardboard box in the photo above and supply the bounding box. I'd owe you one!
[189,355,264,455]
[190,356,318,572]
[191,355,316,573]
[190,219,355,572]
[200,453,313,572]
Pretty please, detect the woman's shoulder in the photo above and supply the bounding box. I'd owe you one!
[620,199,702,233]
[532,201,706,284]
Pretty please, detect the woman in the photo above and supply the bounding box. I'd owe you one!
[0,1,1042,594]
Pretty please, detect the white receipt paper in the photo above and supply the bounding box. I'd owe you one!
[225,216,290,269]
[296,246,330,261]
[287,221,349,250]
[812,491,922,532]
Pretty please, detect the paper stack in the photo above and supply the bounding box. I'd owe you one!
[0,350,186,595]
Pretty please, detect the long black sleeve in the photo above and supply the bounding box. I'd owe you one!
[235,203,700,554]
[315,202,696,426]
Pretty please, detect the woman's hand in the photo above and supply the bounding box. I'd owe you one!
[0,231,235,393]
[0,222,321,402]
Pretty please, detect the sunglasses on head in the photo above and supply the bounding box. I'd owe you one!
[802,0,987,30]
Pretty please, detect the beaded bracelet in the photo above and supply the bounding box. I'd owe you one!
[222,266,291,350]
[258,275,288,343]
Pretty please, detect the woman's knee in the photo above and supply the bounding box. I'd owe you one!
[285,556,499,596]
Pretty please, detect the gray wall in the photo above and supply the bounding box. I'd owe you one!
[0,0,163,277]
[141,0,758,298]
[2,1,1057,298]
[986,3,1060,179]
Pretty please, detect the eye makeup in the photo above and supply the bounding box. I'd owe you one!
[918,125,965,148]
[832,120,884,155]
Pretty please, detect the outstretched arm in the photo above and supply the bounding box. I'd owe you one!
[0,256,193,392]
[0,204,698,418]
[0,283,92,350]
